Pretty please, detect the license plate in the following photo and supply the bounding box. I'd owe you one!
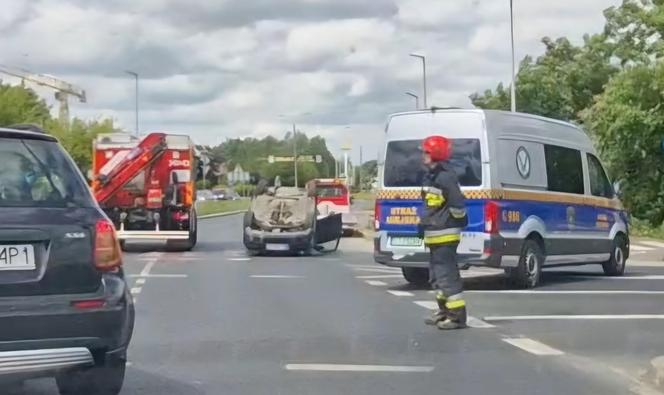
[390,237,422,247]
[266,243,290,251]
[0,244,36,271]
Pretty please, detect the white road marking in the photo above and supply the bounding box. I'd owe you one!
[630,244,656,251]
[351,267,402,274]
[128,274,188,278]
[130,287,142,295]
[639,241,664,249]
[229,258,252,261]
[630,260,664,267]
[413,301,495,328]
[503,338,564,356]
[250,275,305,279]
[355,274,403,279]
[365,280,388,286]
[140,260,156,277]
[132,297,138,304]
[485,314,664,321]
[284,364,434,373]
[466,290,664,295]
[135,278,146,285]
[574,275,664,280]
[387,290,414,297]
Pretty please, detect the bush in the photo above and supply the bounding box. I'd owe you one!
[234,184,256,197]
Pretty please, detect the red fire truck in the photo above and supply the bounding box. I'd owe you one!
[91,132,198,251]
[310,178,357,235]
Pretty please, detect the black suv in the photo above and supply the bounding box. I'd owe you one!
[0,127,134,394]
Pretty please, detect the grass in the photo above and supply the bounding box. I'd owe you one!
[352,191,376,202]
[631,218,664,240]
[196,199,251,216]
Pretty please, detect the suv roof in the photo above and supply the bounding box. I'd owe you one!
[0,126,57,142]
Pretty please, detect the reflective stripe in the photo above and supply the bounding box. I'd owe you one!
[425,193,445,207]
[447,293,464,301]
[424,234,461,244]
[446,299,466,309]
[436,292,446,301]
[423,187,443,196]
[449,207,467,218]
[424,228,462,237]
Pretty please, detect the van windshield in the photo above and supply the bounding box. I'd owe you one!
[384,139,482,187]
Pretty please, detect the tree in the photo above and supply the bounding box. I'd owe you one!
[582,62,664,225]
[470,35,617,122]
[0,83,51,126]
[604,0,664,66]
[46,118,118,174]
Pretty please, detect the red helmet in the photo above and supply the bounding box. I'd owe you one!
[422,135,451,161]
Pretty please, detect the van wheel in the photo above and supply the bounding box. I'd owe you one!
[402,267,429,286]
[603,235,627,276]
[508,240,543,289]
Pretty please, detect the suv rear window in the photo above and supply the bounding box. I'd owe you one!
[0,138,93,208]
[384,139,482,187]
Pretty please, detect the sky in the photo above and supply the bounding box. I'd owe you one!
[1,0,620,161]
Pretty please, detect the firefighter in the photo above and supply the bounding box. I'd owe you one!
[420,135,469,330]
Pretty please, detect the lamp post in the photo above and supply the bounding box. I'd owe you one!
[409,53,427,109]
[405,92,419,109]
[125,70,139,135]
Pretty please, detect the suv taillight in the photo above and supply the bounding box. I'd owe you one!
[484,200,500,234]
[94,219,122,271]
[374,200,381,230]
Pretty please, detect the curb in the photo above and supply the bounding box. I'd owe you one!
[198,210,247,220]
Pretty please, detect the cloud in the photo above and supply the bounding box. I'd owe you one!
[0,0,621,161]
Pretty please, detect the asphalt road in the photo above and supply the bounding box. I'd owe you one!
[14,214,664,394]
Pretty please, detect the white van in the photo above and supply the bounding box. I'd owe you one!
[374,109,629,288]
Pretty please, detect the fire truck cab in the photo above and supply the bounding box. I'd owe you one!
[92,132,198,251]
[311,178,357,235]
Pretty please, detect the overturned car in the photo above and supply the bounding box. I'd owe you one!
[243,184,343,255]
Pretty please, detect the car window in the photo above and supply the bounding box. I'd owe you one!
[587,153,614,198]
[384,139,482,187]
[544,145,584,194]
[317,186,346,197]
[0,138,93,208]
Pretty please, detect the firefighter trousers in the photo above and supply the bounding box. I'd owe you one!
[428,242,463,297]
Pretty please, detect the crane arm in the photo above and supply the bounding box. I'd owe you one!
[0,64,86,102]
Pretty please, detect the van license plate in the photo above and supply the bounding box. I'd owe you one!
[266,243,289,251]
[391,237,422,247]
[0,244,36,271]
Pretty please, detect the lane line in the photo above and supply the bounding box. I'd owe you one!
[355,274,403,279]
[387,290,414,297]
[250,275,305,279]
[413,301,495,328]
[571,275,664,280]
[365,280,388,286]
[503,338,564,356]
[352,267,403,274]
[229,258,252,261]
[284,364,434,373]
[466,290,664,295]
[140,260,157,277]
[346,264,401,271]
[135,278,146,285]
[130,287,142,295]
[132,297,138,304]
[630,244,656,251]
[639,240,664,249]
[128,274,188,278]
[485,314,664,321]
[629,260,664,267]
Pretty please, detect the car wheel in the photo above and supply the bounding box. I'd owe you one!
[166,210,197,252]
[508,239,544,289]
[401,267,429,286]
[603,235,627,276]
[56,357,125,395]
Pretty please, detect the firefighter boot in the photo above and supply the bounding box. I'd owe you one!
[424,292,447,325]
[437,298,467,330]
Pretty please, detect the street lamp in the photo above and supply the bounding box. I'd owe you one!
[409,53,427,109]
[509,0,516,112]
[405,92,419,109]
[125,70,139,136]
[278,112,312,187]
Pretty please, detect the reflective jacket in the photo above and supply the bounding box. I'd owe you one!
[421,162,468,245]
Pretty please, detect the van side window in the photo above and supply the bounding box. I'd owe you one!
[587,154,614,198]
[544,145,584,194]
